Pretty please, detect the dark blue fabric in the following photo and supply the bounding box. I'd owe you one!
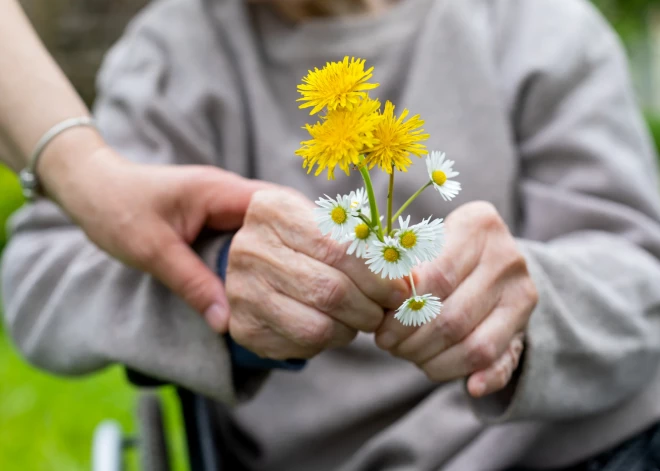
[217,237,306,372]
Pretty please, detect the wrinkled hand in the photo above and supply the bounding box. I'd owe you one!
[227,189,409,360]
[375,202,537,397]
[42,143,268,332]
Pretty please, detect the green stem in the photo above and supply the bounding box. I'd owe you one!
[386,169,394,235]
[358,213,373,228]
[358,158,384,241]
[391,181,432,225]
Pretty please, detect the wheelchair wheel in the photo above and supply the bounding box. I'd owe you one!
[92,421,125,471]
[137,392,171,471]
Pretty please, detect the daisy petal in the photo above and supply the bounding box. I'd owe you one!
[395,294,443,326]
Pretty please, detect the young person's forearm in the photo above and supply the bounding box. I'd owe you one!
[0,0,91,172]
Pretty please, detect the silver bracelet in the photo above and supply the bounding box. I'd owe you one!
[19,116,98,200]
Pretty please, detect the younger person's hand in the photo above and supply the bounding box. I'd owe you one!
[375,202,537,397]
[227,188,409,360]
[41,138,269,333]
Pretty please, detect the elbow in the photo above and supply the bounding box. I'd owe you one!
[2,300,107,377]
[1,241,108,377]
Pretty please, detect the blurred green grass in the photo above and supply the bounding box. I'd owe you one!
[0,164,187,469]
[0,321,136,469]
[0,164,24,249]
[0,321,189,469]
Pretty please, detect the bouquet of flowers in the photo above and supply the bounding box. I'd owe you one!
[296,57,461,327]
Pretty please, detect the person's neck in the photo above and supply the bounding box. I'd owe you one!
[267,0,399,22]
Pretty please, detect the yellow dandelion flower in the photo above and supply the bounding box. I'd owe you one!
[296,98,382,179]
[366,101,430,173]
[297,56,380,115]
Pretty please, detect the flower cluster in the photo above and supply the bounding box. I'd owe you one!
[297,56,462,327]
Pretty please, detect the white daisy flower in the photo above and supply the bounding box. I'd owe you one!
[314,193,358,240]
[364,237,416,279]
[344,220,379,258]
[348,187,369,213]
[426,151,461,201]
[395,216,445,263]
[395,294,443,327]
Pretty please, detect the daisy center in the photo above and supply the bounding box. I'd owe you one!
[432,170,447,186]
[331,206,347,224]
[400,231,417,249]
[383,247,400,263]
[355,223,370,240]
[409,299,426,311]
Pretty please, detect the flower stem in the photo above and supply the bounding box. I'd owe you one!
[409,273,417,297]
[358,158,384,241]
[386,169,394,235]
[358,213,373,228]
[391,181,432,225]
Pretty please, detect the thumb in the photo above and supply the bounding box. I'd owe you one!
[201,171,277,231]
[146,234,229,332]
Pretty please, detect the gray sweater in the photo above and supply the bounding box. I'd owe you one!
[4,0,660,469]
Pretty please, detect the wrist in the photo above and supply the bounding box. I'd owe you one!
[37,126,112,207]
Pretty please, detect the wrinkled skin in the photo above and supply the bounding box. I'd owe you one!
[376,202,538,397]
[227,188,409,359]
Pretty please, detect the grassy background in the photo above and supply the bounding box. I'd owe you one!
[0,164,188,469]
[0,321,136,469]
[0,311,188,470]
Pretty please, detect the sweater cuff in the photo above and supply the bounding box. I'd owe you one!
[217,236,306,372]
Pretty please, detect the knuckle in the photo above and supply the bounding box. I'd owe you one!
[227,233,263,270]
[229,317,263,350]
[522,278,539,307]
[494,248,527,279]
[245,190,278,225]
[375,333,392,351]
[178,273,212,304]
[493,361,512,387]
[310,275,347,313]
[227,232,251,260]
[467,201,503,231]
[225,282,242,308]
[248,190,272,211]
[501,242,526,268]
[422,364,443,383]
[315,236,344,267]
[433,313,468,345]
[361,310,384,333]
[225,270,250,304]
[429,261,458,297]
[130,235,161,268]
[510,346,523,370]
[295,316,335,348]
[333,327,358,348]
[466,337,498,371]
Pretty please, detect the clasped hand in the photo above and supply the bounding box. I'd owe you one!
[228,191,537,397]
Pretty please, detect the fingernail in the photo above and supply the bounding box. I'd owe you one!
[204,303,228,332]
[512,339,524,356]
[378,332,398,350]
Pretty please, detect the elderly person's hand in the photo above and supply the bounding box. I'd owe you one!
[39,136,269,333]
[375,202,537,397]
[227,188,409,360]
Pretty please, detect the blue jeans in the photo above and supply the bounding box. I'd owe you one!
[509,422,660,471]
